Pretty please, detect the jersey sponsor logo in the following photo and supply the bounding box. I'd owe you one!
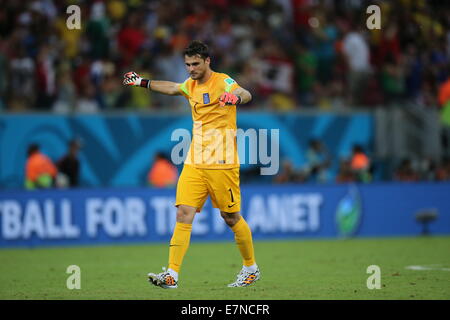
[224,78,236,85]
[203,93,210,104]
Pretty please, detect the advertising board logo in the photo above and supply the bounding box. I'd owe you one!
[336,185,362,237]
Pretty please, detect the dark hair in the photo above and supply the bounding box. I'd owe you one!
[353,144,364,153]
[309,139,320,147]
[183,40,210,59]
[27,143,39,157]
[155,152,171,162]
[69,138,82,149]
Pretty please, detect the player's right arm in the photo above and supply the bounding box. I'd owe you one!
[123,71,181,96]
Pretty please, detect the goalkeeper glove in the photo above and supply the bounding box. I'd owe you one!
[123,71,151,88]
[219,92,241,107]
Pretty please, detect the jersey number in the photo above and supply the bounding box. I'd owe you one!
[228,188,235,203]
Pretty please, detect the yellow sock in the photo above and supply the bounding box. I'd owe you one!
[231,217,256,267]
[168,222,192,273]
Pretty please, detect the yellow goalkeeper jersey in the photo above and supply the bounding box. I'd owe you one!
[178,71,241,169]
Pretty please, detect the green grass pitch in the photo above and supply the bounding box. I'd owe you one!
[0,236,449,300]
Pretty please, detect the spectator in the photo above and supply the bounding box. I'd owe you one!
[304,139,331,182]
[336,159,356,183]
[76,82,100,113]
[0,40,7,110]
[380,53,405,106]
[435,157,450,181]
[328,78,346,109]
[9,45,35,111]
[311,11,338,86]
[148,152,178,188]
[438,74,450,108]
[375,24,401,67]
[404,44,424,102]
[25,143,58,190]
[273,159,303,184]
[153,43,187,109]
[35,44,56,110]
[295,42,317,106]
[117,12,146,68]
[417,157,437,181]
[52,63,77,113]
[341,22,371,106]
[438,73,450,157]
[394,159,419,182]
[57,139,82,188]
[85,1,110,60]
[350,145,371,182]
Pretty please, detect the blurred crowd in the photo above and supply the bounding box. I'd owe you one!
[3,0,450,188]
[24,141,179,189]
[26,137,450,190]
[271,139,450,184]
[25,139,81,189]
[0,0,449,112]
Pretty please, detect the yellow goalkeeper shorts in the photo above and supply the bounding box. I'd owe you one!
[175,164,241,213]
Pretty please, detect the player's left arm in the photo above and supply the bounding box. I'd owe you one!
[232,87,252,105]
[219,87,252,106]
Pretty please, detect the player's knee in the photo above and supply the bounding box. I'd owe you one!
[221,212,241,227]
[176,205,196,223]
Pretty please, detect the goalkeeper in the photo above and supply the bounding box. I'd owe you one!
[123,40,259,289]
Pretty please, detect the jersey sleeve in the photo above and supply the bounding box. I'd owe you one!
[178,78,190,99]
[223,76,241,93]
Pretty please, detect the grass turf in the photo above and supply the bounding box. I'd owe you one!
[0,236,449,300]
